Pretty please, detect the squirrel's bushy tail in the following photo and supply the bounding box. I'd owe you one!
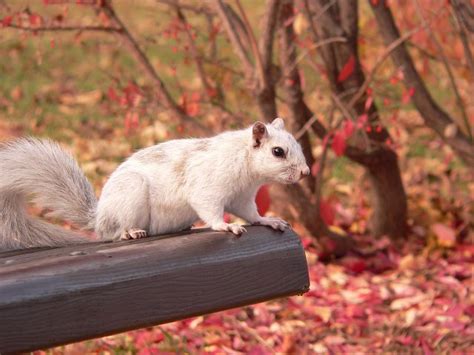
[0,138,97,250]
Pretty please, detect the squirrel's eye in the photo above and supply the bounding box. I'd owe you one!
[272,147,286,158]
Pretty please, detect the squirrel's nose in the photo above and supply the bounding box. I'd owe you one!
[300,166,310,178]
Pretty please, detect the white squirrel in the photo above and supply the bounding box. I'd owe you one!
[0,118,309,250]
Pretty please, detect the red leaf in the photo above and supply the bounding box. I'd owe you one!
[331,131,346,156]
[1,16,13,27]
[107,87,119,102]
[337,55,356,82]
[311,162,320,176]
[432,223,456,247]
[186,101,200,117]
[256,185,271,216]
[342,119,355,138]
[356,113,368,128]
[29,14,42,27]
[402,87,415,104]
[341,256,367,274]
[364,95,374,111]
[319,199,335,225]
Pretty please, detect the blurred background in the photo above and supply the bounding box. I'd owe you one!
[1,0,473,353]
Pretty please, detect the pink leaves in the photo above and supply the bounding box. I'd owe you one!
[180,92,201,117]
[1,16,13,27]
[331,130,347,156]
[432,223,457,248]
[337,55,356,82]
[330,118,357,157]
[319,198,336,225]
[402,87,415,104]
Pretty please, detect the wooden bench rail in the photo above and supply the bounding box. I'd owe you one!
[0,226,309,353]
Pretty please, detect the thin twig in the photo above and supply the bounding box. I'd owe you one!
[258,0,281,82]
[156,0,213,15]
[213,0,253,76]
[295,115,320,140]
[234,0,266,88]
[5,24,122,32]
[175,7,213,95]
[407,41,466,68]
[314,106,335,206]
[288,36,347,74]
[450,5,474,78]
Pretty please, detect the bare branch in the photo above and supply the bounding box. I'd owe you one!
[450,4,474,78]
[213,0,254,76]
[5,24,121,33]
[258,0,281,81]
[234,0,266,89]
[370,0,474,165]
[450,0,474,32]
[288,36,347,76]
[175,7,213,95]
[413,0,471,141]
[278,0,317,190]
[156,0,213,15]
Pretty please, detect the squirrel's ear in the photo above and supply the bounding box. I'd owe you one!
[252,121,267,148]
[271,117,285,130]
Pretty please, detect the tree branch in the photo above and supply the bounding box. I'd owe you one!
[450,3,474,78]
[348,19,436,110]
[258,0,281,86]
[101,0,208,134]
[5,23,121,32]
[156,0,213,15]
[175,7,213,95]
[413,0,471,141]
[212,0,254,77]
[370,0,474,165]
[234,0,266,89]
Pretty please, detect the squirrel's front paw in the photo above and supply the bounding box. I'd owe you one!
[254,217,290,232]
[212,222,247,236]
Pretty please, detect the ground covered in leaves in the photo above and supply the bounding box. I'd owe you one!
[40,233,473,354]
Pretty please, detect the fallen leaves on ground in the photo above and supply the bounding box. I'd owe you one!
[48,234,473,354]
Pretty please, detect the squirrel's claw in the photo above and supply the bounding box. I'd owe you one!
[212,222,247,236]
[120,228,148,240]
[254,217,290,232]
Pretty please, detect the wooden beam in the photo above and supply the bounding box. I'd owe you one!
[0,226,309,353]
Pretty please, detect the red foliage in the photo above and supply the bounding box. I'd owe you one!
[340,256,367,274]
[319,198,336,225]
[402,87,416,104]
[256,185,270,216]
[331,130,347,156]
[337,55,356,82]
[1,16,13,27]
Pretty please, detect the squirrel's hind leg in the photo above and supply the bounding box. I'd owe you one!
[96,172,151,241]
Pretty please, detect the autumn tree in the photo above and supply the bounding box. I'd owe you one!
[2,0,472,255]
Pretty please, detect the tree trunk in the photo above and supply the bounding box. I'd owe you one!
[305,0,408,238]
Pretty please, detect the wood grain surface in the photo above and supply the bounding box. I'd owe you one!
[0,226,309,353]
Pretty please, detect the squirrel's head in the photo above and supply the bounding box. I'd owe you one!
[250,118,310,184]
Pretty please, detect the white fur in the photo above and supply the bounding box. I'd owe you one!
[0,119,309,250]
